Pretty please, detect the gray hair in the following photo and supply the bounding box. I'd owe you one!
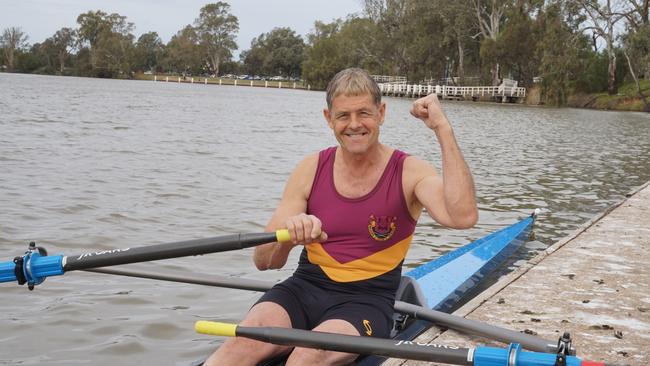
[325,68,382,109]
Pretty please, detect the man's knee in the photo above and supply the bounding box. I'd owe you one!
[285,319,360,366]
[204,302,293,365]
[286,347,358,366]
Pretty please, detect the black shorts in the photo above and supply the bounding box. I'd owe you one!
[255,276,394,339]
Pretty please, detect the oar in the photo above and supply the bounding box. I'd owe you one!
[393,301,564,355]
[85,266,275,292]
[83,266,562,354]
[0,230,290,289]
[194,321,619,366]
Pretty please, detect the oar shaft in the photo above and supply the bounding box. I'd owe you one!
[85,267,275,292]
[196,321,472,365]
[394,301,561,354]
[63,232,280,271]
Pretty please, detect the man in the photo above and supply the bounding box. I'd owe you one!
[205,68,477,365]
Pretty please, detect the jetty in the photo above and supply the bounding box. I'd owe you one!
[378,79,526,102]
[388,181,650,366]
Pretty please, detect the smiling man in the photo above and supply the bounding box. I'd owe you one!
[205,68,478,365]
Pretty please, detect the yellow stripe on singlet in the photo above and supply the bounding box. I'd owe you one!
[305,235,413,282]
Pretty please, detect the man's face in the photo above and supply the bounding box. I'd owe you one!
[324,93,386,155]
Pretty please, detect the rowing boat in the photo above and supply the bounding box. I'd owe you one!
[355,211,536,365]
[196,212,536,366]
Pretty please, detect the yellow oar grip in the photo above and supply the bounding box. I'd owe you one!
[275,229,290,243]
[195,321,237,337]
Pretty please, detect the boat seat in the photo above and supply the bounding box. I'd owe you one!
[394,275,427,308]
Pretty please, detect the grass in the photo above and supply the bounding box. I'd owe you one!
[569,79,650,112]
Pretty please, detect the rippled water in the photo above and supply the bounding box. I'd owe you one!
[1,73,649,365]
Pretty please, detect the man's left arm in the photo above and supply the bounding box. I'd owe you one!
[409,94,478,229]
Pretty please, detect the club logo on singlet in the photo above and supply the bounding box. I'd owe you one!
[368,215,397,241]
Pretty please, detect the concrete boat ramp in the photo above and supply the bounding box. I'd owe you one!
[387,181,650,366]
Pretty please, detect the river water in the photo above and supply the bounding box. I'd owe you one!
[1,73,649,365]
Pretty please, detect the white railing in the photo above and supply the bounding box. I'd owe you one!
[372,75,407,84]
[378,82,526,99]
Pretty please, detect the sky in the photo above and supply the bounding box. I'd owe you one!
[0,0,364,57]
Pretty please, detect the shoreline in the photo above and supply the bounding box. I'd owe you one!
[3,71,649,113]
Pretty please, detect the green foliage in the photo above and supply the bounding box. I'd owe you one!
[163,25,203,75]
[573,51,608,93]
[16,47,46,73]
[242,27,304,77]
[76,10,135,77]
[1,26,29,71]
[134,32,164,72]
[537,2,592,106]
[194,2,239,75]
[301,20,344,89]
[302,18,382,89]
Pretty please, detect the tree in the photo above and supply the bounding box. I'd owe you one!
[164,25,203,75]
[47,27,75,74]
[134,31,164,72]
[435,0,479,85]
[362,0,411,76]
[621,24,650,109]
[576,0,627,95]
[1,27,29,71]
[242,27,305,77]
[495,5,542,86]
[76,10,135,77]
[194,2,239,75]
[471,0,512,84]
[302,20,345,88]
[537,1,592,105]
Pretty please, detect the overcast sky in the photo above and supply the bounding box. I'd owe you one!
[1,0,363,56]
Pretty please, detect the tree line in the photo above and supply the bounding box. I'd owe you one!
[1,0,649,107]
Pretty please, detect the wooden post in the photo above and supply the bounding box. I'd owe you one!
[166,76,169,82]
[265,81,268,87]
[279,82,282,89]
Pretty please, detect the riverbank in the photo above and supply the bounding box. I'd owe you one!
[566,80,650,112]
[137,72,649,112]
[133,72,309,90]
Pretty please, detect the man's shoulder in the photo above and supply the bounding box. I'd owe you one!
[289,152,320,183]
[402,155,437,179]
[296,152,320,170]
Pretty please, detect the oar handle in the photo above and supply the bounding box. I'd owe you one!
[1,229,290,288]
[196,321,238,337]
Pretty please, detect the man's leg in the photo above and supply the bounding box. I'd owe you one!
[284,319,360,366]
[203,301,293,366]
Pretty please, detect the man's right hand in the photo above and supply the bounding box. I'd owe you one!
[285,213,328,245]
